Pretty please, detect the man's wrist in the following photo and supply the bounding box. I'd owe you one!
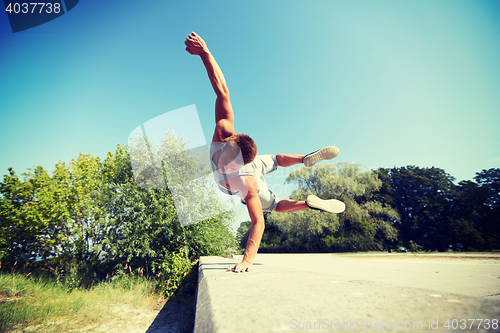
[200,49,211,59]
[242,257,253,264]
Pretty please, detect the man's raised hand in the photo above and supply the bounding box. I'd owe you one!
[185,32,209,56]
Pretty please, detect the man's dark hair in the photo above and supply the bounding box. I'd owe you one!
[226,133,257,165]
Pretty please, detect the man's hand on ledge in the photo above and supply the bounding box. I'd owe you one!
[228,260,253,273]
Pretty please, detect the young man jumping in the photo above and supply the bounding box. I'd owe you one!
[185,32,345,273]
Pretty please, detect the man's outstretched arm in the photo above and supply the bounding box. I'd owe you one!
[227,176,265,273]
[185,32,234,142]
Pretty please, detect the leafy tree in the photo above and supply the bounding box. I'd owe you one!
[0,166,71,266]
[1,167,40,265]
[471,168,500,249]
[377,166,500,251]
[379,166,457,251]
[64,153,106,262]
[449,180,485,250]
[475,168,500,208]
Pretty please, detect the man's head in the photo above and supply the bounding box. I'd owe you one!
[226,133,257,164]
[219,133,257,174]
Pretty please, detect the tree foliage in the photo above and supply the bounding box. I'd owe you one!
[377,166,500,251]
[378,166,455,251]
[0,135,238,295]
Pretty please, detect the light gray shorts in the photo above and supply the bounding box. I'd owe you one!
[242,155,280,212]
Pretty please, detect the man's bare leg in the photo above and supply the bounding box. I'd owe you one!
[276,146,339,168]
[276,154,304,167]
[275,199,309,213]
[276,197,345,214]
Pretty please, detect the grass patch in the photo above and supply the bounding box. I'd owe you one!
[0,273,167,333]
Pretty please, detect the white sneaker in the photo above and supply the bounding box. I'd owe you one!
[303,146,339,167]
[306,195,345,214]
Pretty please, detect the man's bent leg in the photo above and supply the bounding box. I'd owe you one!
[276,146,339,168]
[276,196,346,214]
[275,199,309,213]
[276,154,304,168]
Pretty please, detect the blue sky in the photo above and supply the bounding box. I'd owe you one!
[1,1,499,227]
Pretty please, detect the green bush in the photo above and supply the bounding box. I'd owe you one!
[153,248,197,297]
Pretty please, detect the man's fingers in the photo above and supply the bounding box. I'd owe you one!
[235,265,249,273]
[185,45,195,54]
[226,262,252,273]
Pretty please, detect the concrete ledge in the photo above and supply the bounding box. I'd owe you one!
[194,254,500,333]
